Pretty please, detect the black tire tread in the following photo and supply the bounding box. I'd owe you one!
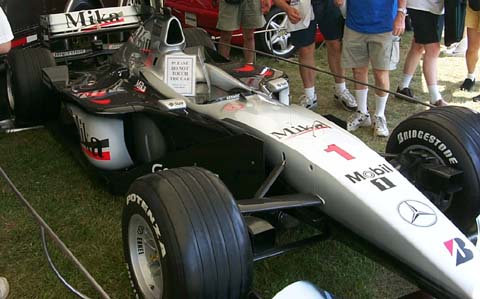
[387,106,480,232]
[124,167,252,299]
[8,48,58,125]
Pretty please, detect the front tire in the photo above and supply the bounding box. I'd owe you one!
[386,106,480,233]
[122,167,253,299]
[256,7,296,58]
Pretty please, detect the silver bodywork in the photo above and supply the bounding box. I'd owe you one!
[193,97,480,298]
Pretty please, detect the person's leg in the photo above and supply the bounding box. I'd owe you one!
[346,67,372,132]
[398,39,423,92]
[218,31,233,60]
[240,0,265,63]
[242,28,256,64]
[316,0,356,110]
[297,43,318,108]
[216,0,242,60]
[466,28,480,75]
[423,42,446,105]
[290,19,317,108]
[373,69,390,136]
[326,39,357,110]
[461,6,480,90]
[397,9,427,97]
[298,43,316,89]
[325,40,344,83]
[341,27,371,130]
[372,69,389,113]
[352,67,369,113]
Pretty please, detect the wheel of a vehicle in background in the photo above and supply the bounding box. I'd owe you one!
[386,106,480,234]
[122,167,253,299]
[256,7,296,58]
[65,0,104,11]
[7,48,59,126]
[183,27,216,51]
[117,0,159,8]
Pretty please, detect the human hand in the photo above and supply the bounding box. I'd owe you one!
[286,7,301,24]
[392,14,405,36]
[334,0,344,7]
[261,0,272,14]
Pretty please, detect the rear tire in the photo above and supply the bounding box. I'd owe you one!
[7,48,59,126]
[122,167,253,299]
[65,0,104,11]
[386,106,480,233]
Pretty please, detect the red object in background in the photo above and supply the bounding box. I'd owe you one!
[164,0,324,58]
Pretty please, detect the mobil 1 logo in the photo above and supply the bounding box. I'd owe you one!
[345,163,396,191]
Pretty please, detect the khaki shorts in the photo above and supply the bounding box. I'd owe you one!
[216,0,265,31]
[341,26,400,71]
[466,5,480,31]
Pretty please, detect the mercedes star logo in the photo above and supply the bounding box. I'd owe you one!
[398,200,437,227]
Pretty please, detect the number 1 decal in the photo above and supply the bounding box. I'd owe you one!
[324,144,355,160]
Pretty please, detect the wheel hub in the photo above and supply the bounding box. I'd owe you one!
[128,214,164,299]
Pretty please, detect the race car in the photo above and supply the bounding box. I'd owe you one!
[5,4,480,299]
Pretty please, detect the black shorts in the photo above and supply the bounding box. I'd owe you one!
[409,8,444,44]
[291,0,344,47]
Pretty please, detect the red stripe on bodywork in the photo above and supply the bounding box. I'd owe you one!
[11,37,27,48]
[83,18,125,32]
[89,99,111,105]
[82,145,111,161]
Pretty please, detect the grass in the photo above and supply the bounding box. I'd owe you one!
[1,31,480,298]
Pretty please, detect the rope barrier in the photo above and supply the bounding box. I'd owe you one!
[0,166,111,299]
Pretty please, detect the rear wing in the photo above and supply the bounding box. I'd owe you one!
[40,6,142,39]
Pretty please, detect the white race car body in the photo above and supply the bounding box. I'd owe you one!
[192,95,480,298]
[39,9,480,297]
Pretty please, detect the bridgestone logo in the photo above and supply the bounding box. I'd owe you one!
[397,130,458,164]
[345,164,393,183]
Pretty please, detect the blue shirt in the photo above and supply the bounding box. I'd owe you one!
[346,0,397,34]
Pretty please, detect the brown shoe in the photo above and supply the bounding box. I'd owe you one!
[434,99,448,107]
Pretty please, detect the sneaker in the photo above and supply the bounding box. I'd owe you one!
[460,78,475,91]
[347,111,371,132]
[299,94,318,110]
[373,115,389,137]
[334,88,357,111]
[442,38,467,57]
[473,94,480,102]
[396,87,415,99]
[0,277,9,299]
[433,99,448,107]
